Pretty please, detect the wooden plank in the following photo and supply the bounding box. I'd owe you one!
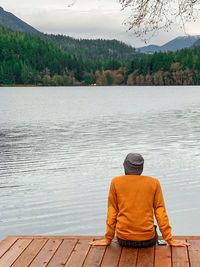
[65,239,91,267]
[11,235,104,240]
[100,241,122,267]
[47,239,77,267]
[187,239,200,267]
[118,247,138,267]
[29,239,62,267]
[83,245,106,267]
[154,244,171,267]
[9,235,200,240]
[0,239,32,266]
[0,236,18,258]
[172,240,189,267]
[12,239,47,267]
[173,236,200,240]
[136,246,154,267]
[1,236,200,267]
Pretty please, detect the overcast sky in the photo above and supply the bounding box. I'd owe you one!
[1,0,200,47]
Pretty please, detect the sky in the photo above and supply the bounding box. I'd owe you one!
[1,0,200,47]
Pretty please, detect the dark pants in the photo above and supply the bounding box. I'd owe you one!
[117,226,158,248]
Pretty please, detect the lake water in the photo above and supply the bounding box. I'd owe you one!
[0,86,200,241]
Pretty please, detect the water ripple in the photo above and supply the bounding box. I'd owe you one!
[1,86,200,239]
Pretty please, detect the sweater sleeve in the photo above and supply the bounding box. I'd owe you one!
[105,180,119,244]
[154,180,174,245]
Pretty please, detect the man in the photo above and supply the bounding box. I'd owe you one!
[91,153,190,247]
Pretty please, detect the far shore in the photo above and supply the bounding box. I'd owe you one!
[1,84,199,87]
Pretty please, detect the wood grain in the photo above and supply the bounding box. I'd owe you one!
[101,241,122,267]
[47,239,77,267]
[0,239,32,266]
[187,239,200,267]
[0,237,18,258]
[12,239,47,267]
[154,244,171,267]
[29,239,62,267]
[137,246,154,267]
[64,239,91,267]
[118,247,138,267]
[83,245,106,267]
[0,235,199,267]
[172,240,189,267]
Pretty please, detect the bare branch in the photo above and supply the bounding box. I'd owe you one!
[66,0,200,40]
[120,0,200,39]
[66,0,77,8]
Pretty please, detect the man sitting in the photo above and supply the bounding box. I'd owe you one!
[91,153,190,247]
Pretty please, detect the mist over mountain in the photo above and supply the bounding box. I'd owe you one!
[0,6,39,33]
[138,36,200,53]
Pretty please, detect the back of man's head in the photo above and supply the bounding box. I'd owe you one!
[123,153,144,175]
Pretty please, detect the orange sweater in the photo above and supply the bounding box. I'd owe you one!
[105,175,174,245]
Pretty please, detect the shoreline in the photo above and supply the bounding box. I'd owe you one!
[1,84,200,87]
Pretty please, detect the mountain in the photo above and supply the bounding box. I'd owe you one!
[193,39,200,47]
[138,35,200,53]
[1,25,200,86]
[43,34,139,61]
[0,6,39,33]
[0,26,88,85]
[137,44,160,53]
[0,6,140,62]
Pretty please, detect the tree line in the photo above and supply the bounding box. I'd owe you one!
[125,47,200,85]
[0,26,127,86]
[0,26,200,86]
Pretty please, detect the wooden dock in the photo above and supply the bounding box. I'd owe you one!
[0,235,200,266]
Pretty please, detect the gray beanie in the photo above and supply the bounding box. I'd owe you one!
[123,153,144,175]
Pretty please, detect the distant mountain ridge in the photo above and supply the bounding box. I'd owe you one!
[0,6,39,33]
[43,34,139,61]
[193,38,200,47]
[138,35,200,53]
[0,6,140,62]
[2,5,200,60]
[1,23,200,86]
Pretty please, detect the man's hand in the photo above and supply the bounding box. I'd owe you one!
[171,240,190,247]
[90,239,109,246]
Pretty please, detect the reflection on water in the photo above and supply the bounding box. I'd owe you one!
[0,86,200,240]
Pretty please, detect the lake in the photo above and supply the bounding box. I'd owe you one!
[0,86,200,241]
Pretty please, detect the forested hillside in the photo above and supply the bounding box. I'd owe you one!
[126,47,200,85]
[0,26,77,85]
[0,26,125,85]
[42,34,139,62]
[0,26,200,86]
[0,6,140,62]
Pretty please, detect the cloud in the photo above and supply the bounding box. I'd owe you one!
[185,22,200,35]
[1,0,200,47]
[35,9,123,32]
